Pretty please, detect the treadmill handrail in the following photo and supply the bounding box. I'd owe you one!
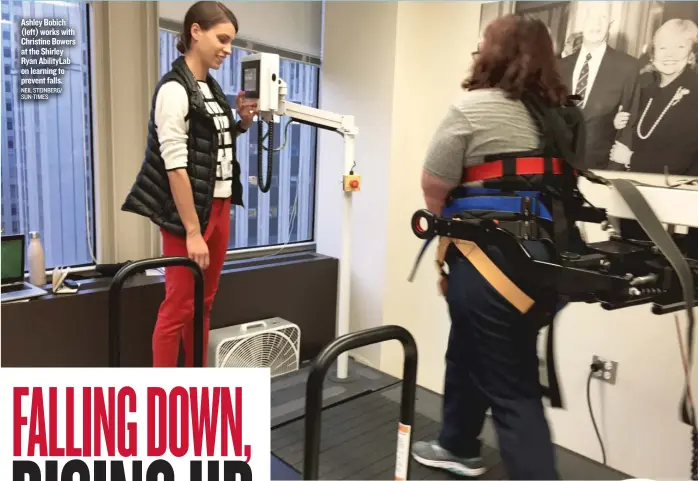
[303,325,419,480]
[108,256,204,368]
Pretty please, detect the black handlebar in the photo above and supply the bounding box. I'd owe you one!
[303,325,418,480]
[108,257,204,368]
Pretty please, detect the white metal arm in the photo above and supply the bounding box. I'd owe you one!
[242,53,359,379]
[601,182,698,229]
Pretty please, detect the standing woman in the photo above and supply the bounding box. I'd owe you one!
[121,1,258,367]
[411,15,577,480]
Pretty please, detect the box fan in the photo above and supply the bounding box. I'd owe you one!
[207,318,301,377]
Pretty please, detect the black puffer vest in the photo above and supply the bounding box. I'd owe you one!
[121,56,244,237]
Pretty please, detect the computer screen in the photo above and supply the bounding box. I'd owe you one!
[243,66,257,93]
[1,236,24,283]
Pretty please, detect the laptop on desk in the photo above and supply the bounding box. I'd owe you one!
[1,234,48,303]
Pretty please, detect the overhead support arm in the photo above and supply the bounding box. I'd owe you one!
[241,52,360,379]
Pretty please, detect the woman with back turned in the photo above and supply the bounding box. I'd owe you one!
[121,1,258,367]
[410,15,584,480]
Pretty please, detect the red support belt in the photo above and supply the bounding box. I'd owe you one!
[462,157,573,183]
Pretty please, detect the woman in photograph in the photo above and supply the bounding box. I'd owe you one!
[611,18,698,176]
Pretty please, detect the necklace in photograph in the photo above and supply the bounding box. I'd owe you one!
[636,85,690,139]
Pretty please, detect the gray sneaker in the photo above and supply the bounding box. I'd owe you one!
[411,440,487,477]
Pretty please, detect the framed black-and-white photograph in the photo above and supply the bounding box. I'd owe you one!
[478,1,698,395]
[479,1,698,177]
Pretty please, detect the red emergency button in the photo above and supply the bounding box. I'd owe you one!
[343,174,361,192]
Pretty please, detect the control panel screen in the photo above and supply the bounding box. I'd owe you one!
[243,67,257,93]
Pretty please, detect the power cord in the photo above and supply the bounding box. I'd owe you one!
[588,340,698,478]
[587,360,607,465]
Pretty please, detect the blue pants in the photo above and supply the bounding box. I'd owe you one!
[439,240,559,480]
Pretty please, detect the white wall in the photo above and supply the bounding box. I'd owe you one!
[92,2,162,264]
[380,1,479,394]
[317,0,481,389]
[316,1,399,365]
[158,1,323,57]
[319,1,697,479]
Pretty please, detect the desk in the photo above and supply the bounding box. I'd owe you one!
[1,252,339,367]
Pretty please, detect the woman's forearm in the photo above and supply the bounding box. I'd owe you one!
[422,169,456,215]
[167,169,201,236]
[424,193,446,216]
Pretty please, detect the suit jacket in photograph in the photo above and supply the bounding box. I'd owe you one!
[559,46,641,170]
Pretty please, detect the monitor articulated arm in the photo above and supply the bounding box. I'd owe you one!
[240,53,359,380]
[268,80,357,136]
[257,77,359,191]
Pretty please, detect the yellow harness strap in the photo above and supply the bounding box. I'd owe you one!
[436,236,535,314]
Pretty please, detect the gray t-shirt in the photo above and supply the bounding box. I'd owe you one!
[423,88,542,184]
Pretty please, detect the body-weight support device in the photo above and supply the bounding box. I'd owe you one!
[302,325,418,480]
[108,256,205,368]
[410,177,698,478]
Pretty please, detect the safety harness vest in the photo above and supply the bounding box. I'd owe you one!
[451,157,576,408]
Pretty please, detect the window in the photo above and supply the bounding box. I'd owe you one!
[1,0,95,269]
[159,28,320,251]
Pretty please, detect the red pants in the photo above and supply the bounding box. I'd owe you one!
[152,197,231,367]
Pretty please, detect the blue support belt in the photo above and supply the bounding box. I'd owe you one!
[442,189,553,221]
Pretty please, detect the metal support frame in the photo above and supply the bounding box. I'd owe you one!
[108,256,205,368]
[302,325,419,480]
[262,79,359,382]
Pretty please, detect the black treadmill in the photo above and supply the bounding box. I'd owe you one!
[270,325,420,480]
[107,257,630,480]
[270,368,631,480]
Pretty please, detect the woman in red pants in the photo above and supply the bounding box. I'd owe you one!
[122,1,257,367]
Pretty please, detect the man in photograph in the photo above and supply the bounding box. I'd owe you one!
[559,1,641,170]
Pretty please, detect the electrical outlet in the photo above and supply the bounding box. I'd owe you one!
[591,355,618,385]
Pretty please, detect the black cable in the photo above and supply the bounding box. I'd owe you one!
[587,362,607,466]
[257,118,273,193]
[676,315,698,480]
[691,425,698,480]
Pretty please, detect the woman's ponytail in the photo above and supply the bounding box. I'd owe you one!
[176,33,186,53]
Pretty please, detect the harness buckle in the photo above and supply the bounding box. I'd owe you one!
[520,196,540,240]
